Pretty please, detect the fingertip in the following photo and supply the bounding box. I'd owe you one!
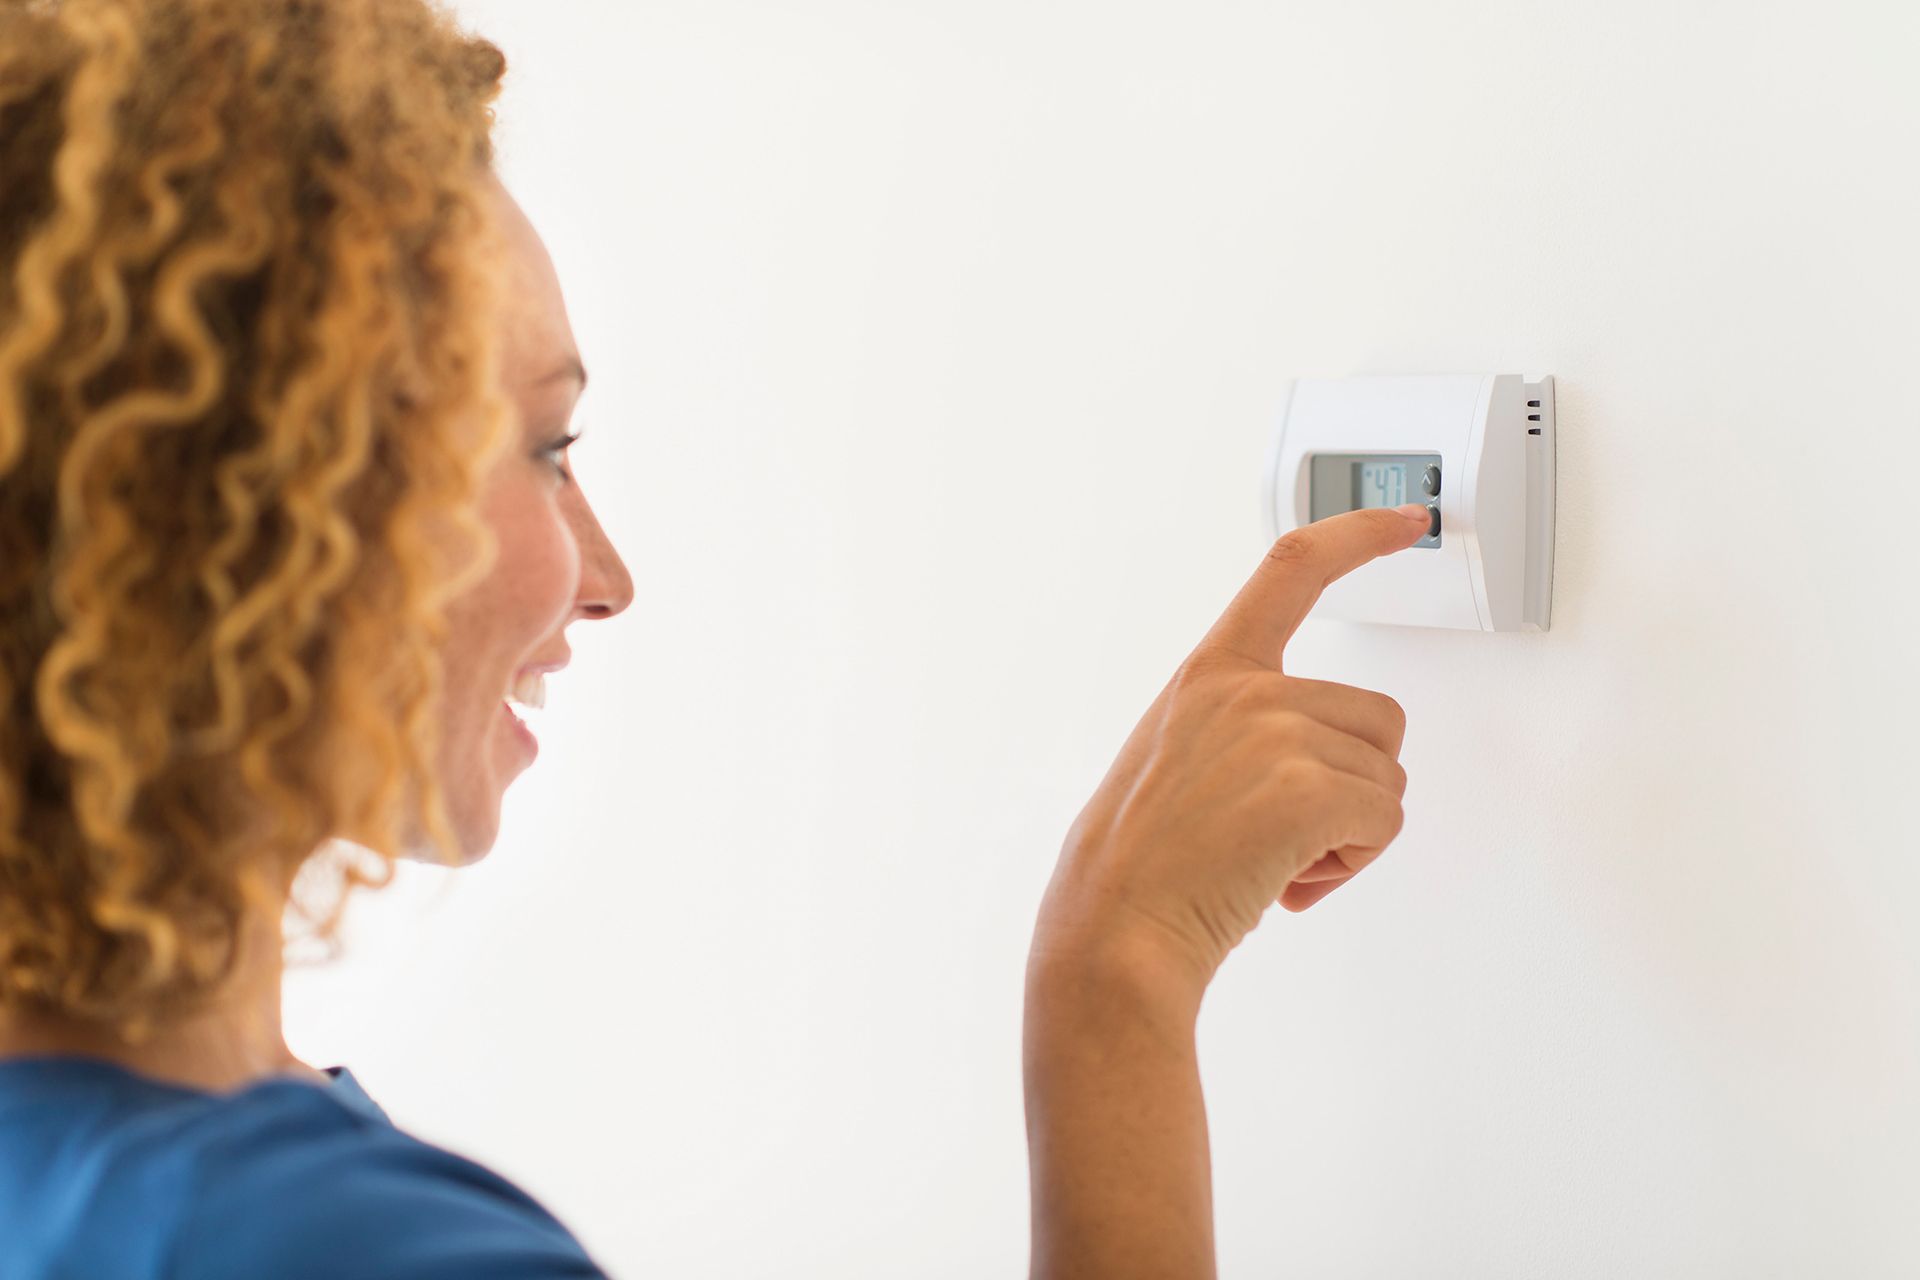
[1389,503,1433,544]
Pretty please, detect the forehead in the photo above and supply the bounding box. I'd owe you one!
[483,174,579,388]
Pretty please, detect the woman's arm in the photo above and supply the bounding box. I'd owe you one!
[1022,505,1430,1279]
[1024,928,1212,1280]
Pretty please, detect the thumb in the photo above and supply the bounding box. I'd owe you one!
[1195,504,1431,669]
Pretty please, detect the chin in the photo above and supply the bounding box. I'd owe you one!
[390,797,499,869]
[399,843,492,869]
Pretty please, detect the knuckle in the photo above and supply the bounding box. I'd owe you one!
[1265,528,1318,569]
[1373,691,1408,733]
[1277,755,1334,796]
[1269,755,1317,795]
[1389,758,1409,797]
[1267,706,1316,744]
[1174,648,1240,693]
[1168,654,1224,706]
[1224,669,1292,718]
[1167,656,1206,698]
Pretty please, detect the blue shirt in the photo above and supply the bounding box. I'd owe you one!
[0,1054,608,1278]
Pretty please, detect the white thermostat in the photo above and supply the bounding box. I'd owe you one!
[1261,373,1556,631]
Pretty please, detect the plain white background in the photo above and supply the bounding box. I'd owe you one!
[284,2,1920,1275]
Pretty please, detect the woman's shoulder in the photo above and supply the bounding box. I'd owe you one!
[0,1055,606,1279]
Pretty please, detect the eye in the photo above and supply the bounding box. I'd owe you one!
[539,430,582,485]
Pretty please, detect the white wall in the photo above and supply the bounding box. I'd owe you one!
[284,2,1920,1275]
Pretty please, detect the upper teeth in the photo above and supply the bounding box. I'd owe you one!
[508,671,547,709]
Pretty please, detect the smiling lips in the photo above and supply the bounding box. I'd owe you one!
[500,658,565,758]
[500,699,538,759]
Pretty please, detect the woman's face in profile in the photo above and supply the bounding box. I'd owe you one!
[426,172,632,863]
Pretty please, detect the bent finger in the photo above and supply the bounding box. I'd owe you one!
[1298,768,1404,856]
[1283,677,1409,757]
[1271,711,1407,798]
[1279,871,1354,912]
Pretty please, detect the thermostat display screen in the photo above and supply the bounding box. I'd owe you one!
[1305,454,1443,521]
[1308,452,1442,545]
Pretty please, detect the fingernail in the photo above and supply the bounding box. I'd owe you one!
[1393,503,1429,521]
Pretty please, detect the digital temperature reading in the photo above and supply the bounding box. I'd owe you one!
[1359,461,1407,509]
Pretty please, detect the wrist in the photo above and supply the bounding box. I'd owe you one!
[1026,915,1211,1028]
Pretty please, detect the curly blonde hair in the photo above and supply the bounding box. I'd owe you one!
[0,0,517,1044]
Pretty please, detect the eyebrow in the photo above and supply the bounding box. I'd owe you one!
[535,355,588,392]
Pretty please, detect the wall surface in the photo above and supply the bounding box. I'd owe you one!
[284,2,1920,1275]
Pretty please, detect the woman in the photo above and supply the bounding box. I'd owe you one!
[0,1,1425,1276]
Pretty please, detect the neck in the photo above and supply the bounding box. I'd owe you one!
[0,889,328,1094]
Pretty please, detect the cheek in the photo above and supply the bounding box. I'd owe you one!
[473,474,580,645]
[527,502,581,625]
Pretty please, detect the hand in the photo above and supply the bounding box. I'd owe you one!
[1032,503,1431,998]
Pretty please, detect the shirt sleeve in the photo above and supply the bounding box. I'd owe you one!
[166,1087,609,1279]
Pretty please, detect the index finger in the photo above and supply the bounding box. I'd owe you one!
[1196,504,1431,669]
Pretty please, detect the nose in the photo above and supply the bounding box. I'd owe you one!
[563,480,634,622]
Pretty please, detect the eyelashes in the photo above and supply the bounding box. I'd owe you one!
[539,430,582,483]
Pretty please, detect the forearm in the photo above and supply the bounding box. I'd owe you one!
[1023,937,1215,1280]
